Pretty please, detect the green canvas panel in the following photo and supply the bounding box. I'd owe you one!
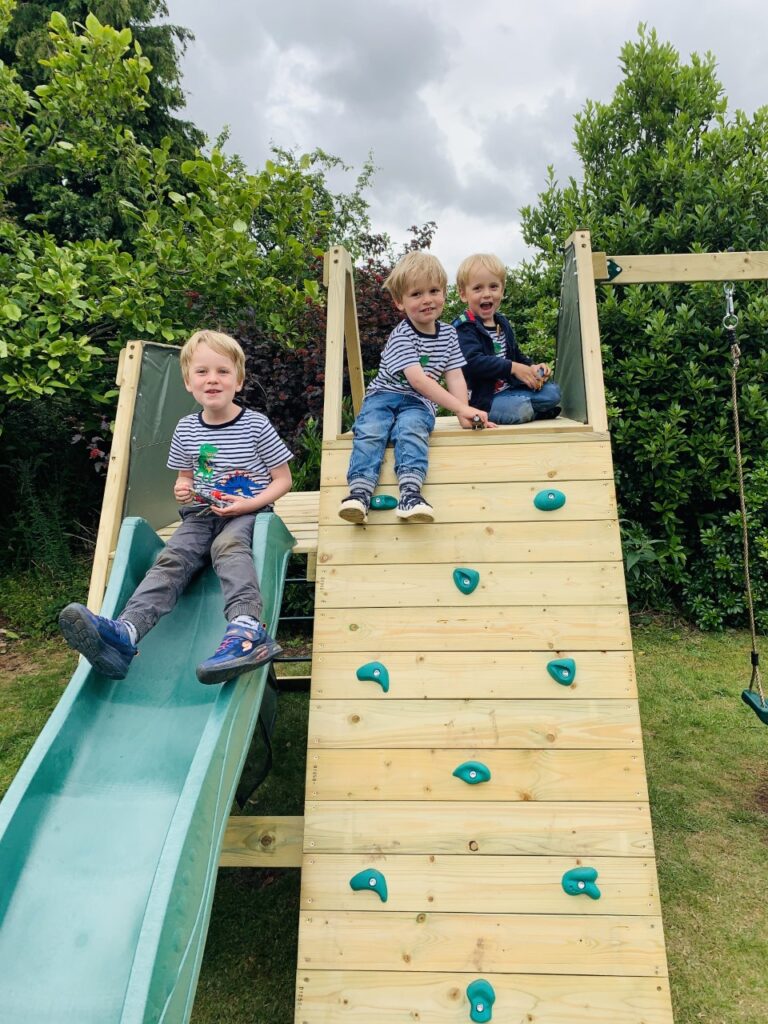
[555,244,588,423]
[124,342,198,529]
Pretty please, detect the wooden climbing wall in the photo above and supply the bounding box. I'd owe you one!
[294,417,675,1024]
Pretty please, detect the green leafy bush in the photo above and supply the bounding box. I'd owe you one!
[519,27,768,627]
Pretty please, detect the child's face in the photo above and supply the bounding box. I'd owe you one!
[460,265,505,325]
[184,342,243,420]
[395,276,446,333]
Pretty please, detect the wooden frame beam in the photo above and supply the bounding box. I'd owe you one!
[564,231,608,432]
[593,250,768,284]
[321,247,365,442]
[221,815,304,868]
[87,341,144,611]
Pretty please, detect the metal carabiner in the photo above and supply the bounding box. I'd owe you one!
[723,282,739,331]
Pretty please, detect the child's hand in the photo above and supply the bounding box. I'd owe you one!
[533,363,551,385]
[174,478,194,502]
[210,493,255,517]
[511,361,543,390]
[457,407,495,430]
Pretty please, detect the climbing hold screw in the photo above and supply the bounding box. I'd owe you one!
[466,979,495,1022]
[533,488,566,511]
[349,868,388,903]
[562,866,601,900]
[453,567,480,595]
[452,761,491,785]
[356,661,389,692]
[546,658,576,686]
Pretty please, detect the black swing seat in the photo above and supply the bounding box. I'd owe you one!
[742,688,768,725]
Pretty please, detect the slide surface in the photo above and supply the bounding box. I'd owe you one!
[0,512,293,1024]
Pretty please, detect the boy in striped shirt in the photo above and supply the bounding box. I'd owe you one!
[338,251,491,525]
[60,330,293,685]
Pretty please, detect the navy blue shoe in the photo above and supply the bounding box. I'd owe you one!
[196,622,282,685]
[59,603,138,679]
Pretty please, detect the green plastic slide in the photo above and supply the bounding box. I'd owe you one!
[0,512,293,1024]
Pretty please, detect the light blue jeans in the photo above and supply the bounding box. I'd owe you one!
[489,380,561,424]
[347,390,435,492]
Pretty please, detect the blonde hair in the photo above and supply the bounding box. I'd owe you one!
[456,253,507,293]
[180,330,245,383]
[383,251,448,303]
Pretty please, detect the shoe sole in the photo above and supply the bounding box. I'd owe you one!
[396,508,434,524]
[58,606,132,679]
[196,640,283,685]
[338,505,368,524]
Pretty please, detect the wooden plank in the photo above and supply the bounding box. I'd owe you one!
[317,521,621,567]
[313,605,631,653]
[319,479,617,525]
[306,749,647,802]
[315,561,626,608]
[567,230,609,432]
[310,650,637,699]
[597,249,768,284]
[320,441,614,485]
[323,419,605,448]
[295,911,666,975]
[303,800,653,856]
[87,341,144,610]
[299,854,660,914]
[307,699,641,749]
[294,971,675,1024]
[322,248,350,442]
[220,815,303,867]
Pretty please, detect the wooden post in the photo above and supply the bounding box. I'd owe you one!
[566,231,608,432]
[86,341,144,611]
[593,249,768,284]
[321,246,364,442]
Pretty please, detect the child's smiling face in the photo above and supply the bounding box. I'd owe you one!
[460,263,505,325]
[394,275,446,334]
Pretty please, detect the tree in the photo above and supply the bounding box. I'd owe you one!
[0,2,372,407]
[519,27,768,627]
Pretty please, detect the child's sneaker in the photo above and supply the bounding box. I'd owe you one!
[196,622,282,685]
[338,489,371,524]
[396,489,434,523]
[58,603,138,679]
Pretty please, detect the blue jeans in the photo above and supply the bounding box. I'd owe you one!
[489,380,561,424]
[120,508,262,640]
[347,391,435,491]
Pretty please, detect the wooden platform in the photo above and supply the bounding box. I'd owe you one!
[294,420,674,1023]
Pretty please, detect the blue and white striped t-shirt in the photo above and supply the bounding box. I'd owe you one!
[167,407,293,509]
[366,318,466,412]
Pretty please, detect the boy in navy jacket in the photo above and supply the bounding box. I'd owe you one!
[453,253,561,423]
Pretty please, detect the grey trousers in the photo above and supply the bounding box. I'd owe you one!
[120,508,262,640]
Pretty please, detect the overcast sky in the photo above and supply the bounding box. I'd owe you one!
[164,0,768,279]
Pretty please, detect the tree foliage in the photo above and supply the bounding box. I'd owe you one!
[0,1,372,409]
[520,27,768,627]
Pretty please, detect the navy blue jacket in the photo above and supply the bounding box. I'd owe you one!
[453,310,532,413]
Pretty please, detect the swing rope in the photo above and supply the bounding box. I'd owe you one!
[723,283,765,708]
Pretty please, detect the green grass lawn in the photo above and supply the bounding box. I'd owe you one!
[1,625,766,1024]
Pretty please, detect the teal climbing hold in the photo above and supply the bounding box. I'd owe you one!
[466,979,496,1022]
[452,761,492,785]
[356,661,390,692]
[533,488,566,511]
[562,866,601,900]
[371,494,398,510]
[453,568,480,595]
[742,688,768,725]
[547,657,576,686]
[349,868,388,902]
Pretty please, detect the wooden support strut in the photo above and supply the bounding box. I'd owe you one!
[593,249,768,284]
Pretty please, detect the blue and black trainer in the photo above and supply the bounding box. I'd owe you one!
[59,603,138,679]
[196,622,282,685]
